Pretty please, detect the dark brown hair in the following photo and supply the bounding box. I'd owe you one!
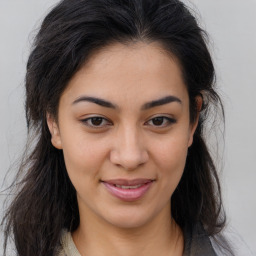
[2,0,227,255]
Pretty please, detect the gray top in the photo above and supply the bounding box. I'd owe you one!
[183,223,217,256]
[57,230,81,256]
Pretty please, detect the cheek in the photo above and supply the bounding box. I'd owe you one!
[154,131,189,164]
[152,133,189,188]
[61,139,109,204]
[61,132,109,185]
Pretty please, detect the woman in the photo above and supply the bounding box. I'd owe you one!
[2,0,232,255]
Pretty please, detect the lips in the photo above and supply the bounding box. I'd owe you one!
[115,184,143,189]
[102,179,154,201]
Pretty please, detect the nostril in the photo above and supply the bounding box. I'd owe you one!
[109,148,149,170]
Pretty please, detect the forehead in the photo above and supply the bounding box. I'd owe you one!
[62,42,188,106]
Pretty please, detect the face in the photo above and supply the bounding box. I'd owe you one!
[47,42,199,229]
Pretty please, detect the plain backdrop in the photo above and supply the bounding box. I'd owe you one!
[0,0,255,255]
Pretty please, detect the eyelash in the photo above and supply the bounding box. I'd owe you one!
[81,116,176,129]
[145,116,176,127]
[81,116,112,128]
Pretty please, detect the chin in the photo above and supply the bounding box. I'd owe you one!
[101,206,160,230]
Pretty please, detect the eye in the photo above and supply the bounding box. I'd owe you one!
[145,116,176,127]
[81,116,112,128]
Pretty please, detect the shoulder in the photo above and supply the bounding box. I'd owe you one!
[183,223,217,256]
[55,230,81,256]
[183,223,254,256]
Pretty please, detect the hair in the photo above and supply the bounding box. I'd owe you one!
[2,0,228,255]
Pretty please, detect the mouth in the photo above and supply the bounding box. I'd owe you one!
[114,184,145,189]
[101,179,154,202]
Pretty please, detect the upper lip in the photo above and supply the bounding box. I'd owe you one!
[101,179,154,186]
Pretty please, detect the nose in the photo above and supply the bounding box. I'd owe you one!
[110,126,149,170]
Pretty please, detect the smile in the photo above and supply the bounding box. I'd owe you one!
[102,179,154,202]
[114,184,143,189]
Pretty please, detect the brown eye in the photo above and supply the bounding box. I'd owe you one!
[81,116,112,128]
[152,117,164,126]
[91,117,104,126]
[146,116,176,128]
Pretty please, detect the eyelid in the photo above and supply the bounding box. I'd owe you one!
[79,114,176,129]
[80,115,113,128]
[144,115,177,127]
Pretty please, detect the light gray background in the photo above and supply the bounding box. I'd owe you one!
[0,0,255,255]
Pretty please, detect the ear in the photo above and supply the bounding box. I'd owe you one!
[46,113,62,149]
[188,95,203,147]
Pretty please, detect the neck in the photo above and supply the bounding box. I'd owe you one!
[72,206,184,256]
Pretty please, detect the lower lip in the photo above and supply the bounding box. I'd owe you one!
[103,182,153,202]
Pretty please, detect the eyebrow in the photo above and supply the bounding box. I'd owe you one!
[72,96,117,108]
[141,95,182,110]
[72,95,181,109]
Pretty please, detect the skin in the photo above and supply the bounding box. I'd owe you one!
[47,42,201,256]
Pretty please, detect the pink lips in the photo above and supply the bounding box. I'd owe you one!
[102,179,153,202]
